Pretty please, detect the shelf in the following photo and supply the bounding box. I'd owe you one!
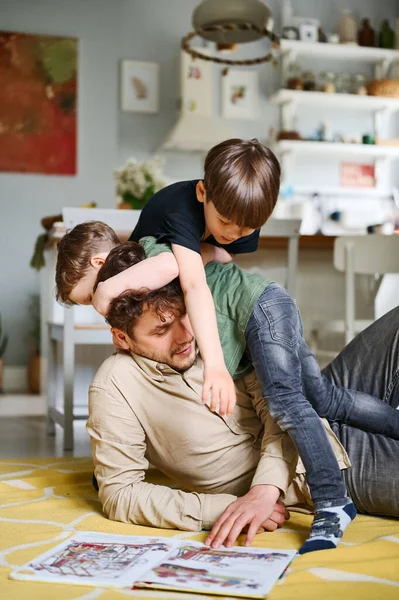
[287,185,393,199]
[275,140,399,159]
[280,39,399,63]
[269,89,399,111]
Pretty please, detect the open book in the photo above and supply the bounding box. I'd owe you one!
[10,531,297,598]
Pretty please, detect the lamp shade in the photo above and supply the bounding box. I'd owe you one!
[192,0,271,44]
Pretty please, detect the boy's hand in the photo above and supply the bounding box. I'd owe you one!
[205,485,288,548]
[91,283,112,317]
[203,365,236,416]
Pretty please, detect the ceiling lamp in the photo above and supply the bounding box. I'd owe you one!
[182,0,279,66]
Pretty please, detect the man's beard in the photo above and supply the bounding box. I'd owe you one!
[131,338,197,373]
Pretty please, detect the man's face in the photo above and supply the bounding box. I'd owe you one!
[113,306,197,372]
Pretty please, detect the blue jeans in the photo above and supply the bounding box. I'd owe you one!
[245,283,399,511]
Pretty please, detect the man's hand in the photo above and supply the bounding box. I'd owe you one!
[205,485,289,548]
[203,364,236,416]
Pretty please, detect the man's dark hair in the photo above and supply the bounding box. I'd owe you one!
[203,138,281,229]
[95,242,184,338]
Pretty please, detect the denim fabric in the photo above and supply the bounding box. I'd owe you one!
[324,306,399,517]
[245,283,399,510]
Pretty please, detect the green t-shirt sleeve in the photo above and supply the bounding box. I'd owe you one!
[139,236,172,258]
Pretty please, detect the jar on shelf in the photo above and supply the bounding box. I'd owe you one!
[318,71,336,93]
[338,9,358,45]
[286,62,303,90]
[335,72,352,94]
[302,70,316,91]
[351,73,368,95]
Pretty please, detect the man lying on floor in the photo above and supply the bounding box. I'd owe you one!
[86,250,399,551]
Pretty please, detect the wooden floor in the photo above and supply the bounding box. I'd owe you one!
[0,415,91,458]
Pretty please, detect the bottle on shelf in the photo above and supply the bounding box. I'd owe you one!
[351,73,368,95]
[286,62,303,90]
[338,9,358,45]
[302,70,316,91]
[318,71,336,93]
[358,18,375,47]
[335,72,352,94]
[379,19,396,49]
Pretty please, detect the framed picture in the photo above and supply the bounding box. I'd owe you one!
[120,60,159,113]
[221,70,259,120]
[340,163,375,187]
[181,50,212,116]
[0,31,77,175]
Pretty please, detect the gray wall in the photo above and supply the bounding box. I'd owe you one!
[0,0,398,365]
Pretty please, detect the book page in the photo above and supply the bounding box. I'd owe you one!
[137,541,297,598]
[10,532,181,589]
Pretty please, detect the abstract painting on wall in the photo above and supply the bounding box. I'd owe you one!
[0,31,78,175]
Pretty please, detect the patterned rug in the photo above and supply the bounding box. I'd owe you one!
[1,457,399,600]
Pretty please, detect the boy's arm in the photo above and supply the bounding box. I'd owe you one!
[92,252,179,316]
[171,243,236,416]
[200,243,233,266]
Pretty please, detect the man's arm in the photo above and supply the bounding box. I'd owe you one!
[172,243,236,416]
[87,383,237,531]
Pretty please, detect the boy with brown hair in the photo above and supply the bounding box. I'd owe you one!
[56,138,281,417]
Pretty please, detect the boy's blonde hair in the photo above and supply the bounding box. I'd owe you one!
[204,138,281,229]
[55,221,120,305]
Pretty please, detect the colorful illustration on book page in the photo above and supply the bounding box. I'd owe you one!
[11,532,179,588]
[138,542,297,597]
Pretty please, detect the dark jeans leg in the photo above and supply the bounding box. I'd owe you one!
[323,306,399,517]
[322,305,399,409]
[331,423,399,517]
[246,283,348,509]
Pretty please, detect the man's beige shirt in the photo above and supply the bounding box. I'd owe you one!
[87,352,350,532]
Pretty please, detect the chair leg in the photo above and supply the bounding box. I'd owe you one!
[345,242,356,345]
[63,309,75,452]
[46,326,56,437]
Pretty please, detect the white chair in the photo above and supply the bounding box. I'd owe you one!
[46,208,142,451]
[258,218,301,298]
[46,310,113,451]
[234,218,301,298]
[310,234,399,360]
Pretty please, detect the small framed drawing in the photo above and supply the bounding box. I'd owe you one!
[340,162,375,187]
[120,60,159,113]
[222,70,259,120]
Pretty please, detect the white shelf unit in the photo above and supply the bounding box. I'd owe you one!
[270,89,399,112]
[276,140,399,159]
[280,40,399,76]
[272,40,399,197]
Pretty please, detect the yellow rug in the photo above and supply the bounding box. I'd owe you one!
[1,457,399,600]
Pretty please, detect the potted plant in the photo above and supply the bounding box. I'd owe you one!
[113,156,168,210]
[0,310,9,393]
[27,294,41,394]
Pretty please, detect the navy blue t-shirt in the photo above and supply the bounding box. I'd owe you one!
[129,179,260,254]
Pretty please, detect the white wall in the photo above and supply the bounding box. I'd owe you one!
[0,0,398,366]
